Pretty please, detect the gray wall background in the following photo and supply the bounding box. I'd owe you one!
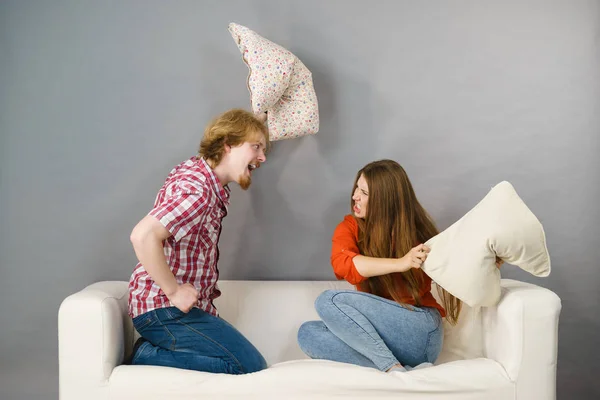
[1,0,598,398]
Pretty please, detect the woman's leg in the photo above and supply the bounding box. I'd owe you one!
[307,289,443,371]
[298,320,378,369]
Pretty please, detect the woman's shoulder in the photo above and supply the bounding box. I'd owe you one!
[340,214,357,228]
[333,214,358,236]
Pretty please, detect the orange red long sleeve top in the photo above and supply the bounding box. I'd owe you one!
[331,215,446,317]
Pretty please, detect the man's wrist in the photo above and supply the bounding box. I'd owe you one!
[162,282,179,297]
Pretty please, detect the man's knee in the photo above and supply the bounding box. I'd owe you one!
[239,351,267,374]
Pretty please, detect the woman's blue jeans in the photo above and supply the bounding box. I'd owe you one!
[297,290,443,371]
[131,306,267,374]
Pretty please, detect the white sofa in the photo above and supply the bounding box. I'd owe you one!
[58,279,561,400]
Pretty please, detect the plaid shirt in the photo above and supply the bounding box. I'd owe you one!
[128,157,230,318]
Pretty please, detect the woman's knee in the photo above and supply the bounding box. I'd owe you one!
[315,290,356,320]
[314,289,346,314]
[298,321,321,347]
[297,320,326,358]
[315,289,334,307]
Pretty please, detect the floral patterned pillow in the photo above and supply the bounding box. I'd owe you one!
[229,23,319,141]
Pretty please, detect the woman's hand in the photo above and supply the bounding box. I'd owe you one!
[397,244,430,272]
[495,256,504,269]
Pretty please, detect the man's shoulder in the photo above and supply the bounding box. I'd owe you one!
[156,158,211,199]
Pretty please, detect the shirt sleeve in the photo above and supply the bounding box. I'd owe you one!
[331,216,367,285]
[149,192,209,242]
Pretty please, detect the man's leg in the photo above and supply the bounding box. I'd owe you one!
[132,307,266,374]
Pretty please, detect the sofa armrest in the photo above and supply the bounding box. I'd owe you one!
[58,281,131,399]
[482,279,561,400]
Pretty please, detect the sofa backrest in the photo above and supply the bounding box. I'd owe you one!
[113,280,483,366]
[214,280,352,365]
[214,280,484,366]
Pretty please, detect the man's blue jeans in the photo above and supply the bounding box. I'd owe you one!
[297,290,443,371]
[131,306,267,374]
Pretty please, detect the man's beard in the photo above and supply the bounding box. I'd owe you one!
[239,174,252,190]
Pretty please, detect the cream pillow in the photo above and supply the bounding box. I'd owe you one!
[228,23,319,141]
[422,181,551,307]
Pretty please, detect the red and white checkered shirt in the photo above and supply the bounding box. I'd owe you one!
[128,157,230,318]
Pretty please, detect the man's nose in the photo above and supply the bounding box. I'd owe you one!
[257,150,266,163]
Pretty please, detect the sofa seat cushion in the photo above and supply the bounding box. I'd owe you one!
[108,358,512,399]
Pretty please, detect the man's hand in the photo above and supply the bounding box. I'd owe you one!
[398,244,430,272]
[167,283,199,313]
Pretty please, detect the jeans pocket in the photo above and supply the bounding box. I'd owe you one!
[133,313,155,333]
[163,306,185,320]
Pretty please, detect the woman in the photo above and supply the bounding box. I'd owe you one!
[298,160,497,372]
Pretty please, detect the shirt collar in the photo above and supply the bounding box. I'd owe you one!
[196,157,230,205]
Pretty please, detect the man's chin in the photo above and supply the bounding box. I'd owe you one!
[238,175,252,190]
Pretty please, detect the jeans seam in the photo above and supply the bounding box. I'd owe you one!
[172,318,245,373]
[423,329,432,362]
[154,310,178,350]
[423,311,442,362]
[328,292,398,370]
[131,340,147,364]
[163,307,183,320]
[334,290,428,313]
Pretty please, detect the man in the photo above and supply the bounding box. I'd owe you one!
[127,109,269,374]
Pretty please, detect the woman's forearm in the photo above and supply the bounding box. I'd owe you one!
[352,255,402,277]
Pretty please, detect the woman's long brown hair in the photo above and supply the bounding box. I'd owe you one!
[353,160,462,325]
